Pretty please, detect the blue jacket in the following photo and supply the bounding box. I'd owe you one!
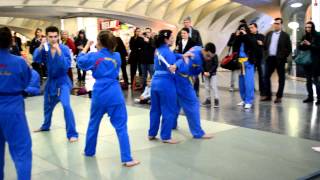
[24,69,41,95]
[0,49,31,113]
[33,44,72,96]
[77,48,124,106]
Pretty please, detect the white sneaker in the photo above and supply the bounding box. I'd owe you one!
[237,101,245,106]
[244,104,252,109]
[312,147,320,152]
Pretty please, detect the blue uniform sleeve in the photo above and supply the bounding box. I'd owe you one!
[174,53,183,60]
[55,46,71,69]
[77,52,96,71]
[25,70,41,95]
[33,47,45,63]
[175,59,189,74]
[20,59,32,89]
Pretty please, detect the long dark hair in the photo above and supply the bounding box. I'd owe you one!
[77,29,87,40]
[155,29,172,48]
[305,21,316,34]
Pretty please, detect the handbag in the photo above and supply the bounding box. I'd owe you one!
[295,50,312,65]
[220,48,240,70]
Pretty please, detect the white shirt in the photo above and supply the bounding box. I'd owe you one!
[182,39,188,52]
[269,31,281,56]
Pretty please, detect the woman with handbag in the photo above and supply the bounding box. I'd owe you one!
[298,21,320,105]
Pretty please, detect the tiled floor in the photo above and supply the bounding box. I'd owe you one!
[3,95,320,179]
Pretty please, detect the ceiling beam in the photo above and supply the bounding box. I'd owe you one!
[103,0,116,8]
[52,0,61,4]
[126,0,144,12]
[22,0,30,4]
[79,0,89,6]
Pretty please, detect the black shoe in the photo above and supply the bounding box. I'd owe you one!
[260,96,271,101]
[274,97,282,104]
[213,99,219,108]
[316,100,320,106]
[303,97,314,103]
[202,99,211,106]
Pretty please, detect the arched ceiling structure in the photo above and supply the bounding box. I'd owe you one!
[0,0,275,54]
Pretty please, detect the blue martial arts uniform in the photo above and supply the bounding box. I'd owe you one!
[238,43,255,105]
[173,46,205,138]
[0,49,32,180]
[24,69,41,96]
[148,44,182,140]
[77,48,133,163]
[33,44,78,139]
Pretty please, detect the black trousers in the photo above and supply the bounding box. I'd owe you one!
[265,56,286,98]
[130,63,138,85]
[193,76,200,97]
[255,59,267,96]
[121,62,129,84]
[304,65,320,100]
[76,66,86,82]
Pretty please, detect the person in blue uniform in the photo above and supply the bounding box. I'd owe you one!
[23,69,41,96]
[77,30,140,167]
[0,27,32,180]
[233,24,257,109]
[172,43,215,139]
[33,26,78,142]
[148,30,182,144]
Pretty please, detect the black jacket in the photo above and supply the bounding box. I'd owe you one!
[298,32,320,76]
[128,36,144,64]
[141,37,155,64]
[203,54,219,77]
[249,33,265,61]
[176,27,202,46]
[175,38,197,54]
[74,37,88,56]
[264,31,292,61]
[233,34,258,64]
[115,37,128,65]
[29,37,41,55]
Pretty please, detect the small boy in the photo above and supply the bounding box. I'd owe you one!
[202,52,219,108]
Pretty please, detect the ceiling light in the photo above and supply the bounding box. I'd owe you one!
[290,2,303,8]
[288,21,299,29]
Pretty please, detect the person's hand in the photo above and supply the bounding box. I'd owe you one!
[82,41,94,53]
[139,96,144,100]
[257,40,263,45]
[51,43,61,56]
[304,40,311,46]
[77,45,84,50]
[169,64,177,73]
[39,37,47,50]
[235,30,240,36]
[240,30,247,35]
[204,72,210,77]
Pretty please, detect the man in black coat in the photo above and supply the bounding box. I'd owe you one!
[175,27,197,54]
[262,17,292,103]
[248,23,266,97]
[115,36,129,89]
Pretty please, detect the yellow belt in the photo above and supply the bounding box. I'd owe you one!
[178,73,193,84]
[238,57,248,75]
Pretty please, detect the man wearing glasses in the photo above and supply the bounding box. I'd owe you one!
[33,26,79,142]
[261,18,292,103]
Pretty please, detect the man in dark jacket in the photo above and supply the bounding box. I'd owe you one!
[115,35,129,89]
[262,17,292,103]
[175,28,197,54]
[140,28,155,90]
[249,23,266,97]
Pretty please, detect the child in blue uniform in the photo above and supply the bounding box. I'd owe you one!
[33,26,78,142]
[173,43,215,139]
[23,69,41,96]
[148,30,182,144]
[77,30,139,167]
[0,27,32,180]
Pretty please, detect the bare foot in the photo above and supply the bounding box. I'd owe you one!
[148,136,158,140]
[162,139,180,144]
[200,134,214,139]
[123,160,140,167]
[69,137,78,143]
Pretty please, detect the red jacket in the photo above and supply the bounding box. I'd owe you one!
[62,38,76,54]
